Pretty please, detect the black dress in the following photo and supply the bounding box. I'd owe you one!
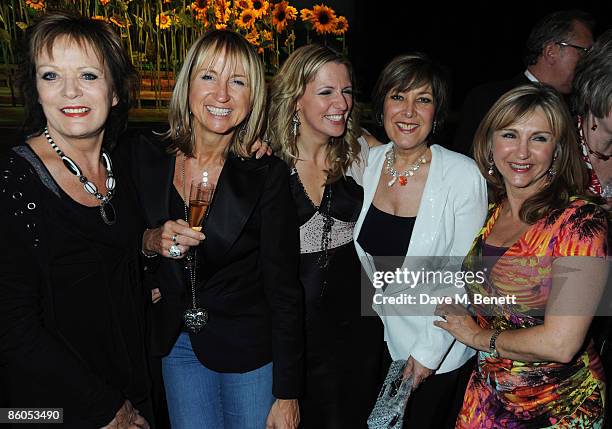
[0,144,152,428]
[289,170,386,429]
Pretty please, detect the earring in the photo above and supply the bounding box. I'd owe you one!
[238,123,248,142]
[591,121,598,131]
[432,120,437,135]
[292,112,300,137]
[548,153,558,180]
[487,154,495,175]
[376,113,383,126]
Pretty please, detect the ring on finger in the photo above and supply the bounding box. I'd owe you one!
[169,244,182,258]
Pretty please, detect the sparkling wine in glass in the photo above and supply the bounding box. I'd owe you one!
[184,173,214,334]
[189,173,215,231]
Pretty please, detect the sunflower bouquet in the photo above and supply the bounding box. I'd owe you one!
[0,1,350,108]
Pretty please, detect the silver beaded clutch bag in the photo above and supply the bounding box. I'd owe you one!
[367,360,413,429]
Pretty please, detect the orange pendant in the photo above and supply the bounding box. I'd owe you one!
[398,176,408,186]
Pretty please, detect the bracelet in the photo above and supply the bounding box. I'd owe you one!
[141,248,158,259]
[141,228,158,258]
[489,329,502,358]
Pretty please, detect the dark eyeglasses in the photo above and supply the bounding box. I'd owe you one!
[556,41,591,54]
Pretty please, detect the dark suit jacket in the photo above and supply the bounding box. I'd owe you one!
[126,136,304,399]
[453,73,531,157]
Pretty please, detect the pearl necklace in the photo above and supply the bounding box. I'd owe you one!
[43,127,116,225]
[385,148,428,187]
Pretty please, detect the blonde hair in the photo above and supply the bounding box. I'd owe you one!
[164,30,266,157]
[473,84,588,223]
[267,44,360,182]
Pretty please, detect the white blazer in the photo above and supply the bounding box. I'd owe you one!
[354,143,488,373]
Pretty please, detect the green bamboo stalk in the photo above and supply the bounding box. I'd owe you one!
[155,1,162,109]
[163,31,169,93]
[123,10,134,69]
[171,23,177,90]
[19,0,30,26]
[180,0,185,64]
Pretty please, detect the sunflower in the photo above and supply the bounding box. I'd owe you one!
[99,0,110,6]
[156,12,172,30]
[189,0,208,13]
[262,29,273,43]
[215,23,227,30]
[271,1,297,33]
[333,15,348,35]
[311,4,337,35]
[236,9,256,30]
[195,10,209,27]
[245,28,259,46]
[300,8,313,22]
[213,0,231,24]
[25,0,45,10]
[235,0,253,10]
[250,0,268,18]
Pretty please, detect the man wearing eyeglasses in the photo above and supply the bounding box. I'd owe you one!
[453,9,594,157]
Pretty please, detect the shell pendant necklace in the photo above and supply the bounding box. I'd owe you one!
[385,147,428,187]
[44,127,117,225]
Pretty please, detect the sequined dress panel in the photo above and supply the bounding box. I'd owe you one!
[289,169,384,428]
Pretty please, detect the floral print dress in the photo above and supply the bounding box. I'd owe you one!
[457,199,608,429]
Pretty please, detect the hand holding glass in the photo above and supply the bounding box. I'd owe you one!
[189,178,215,231]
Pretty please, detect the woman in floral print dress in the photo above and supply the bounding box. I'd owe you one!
[435,84,608,428]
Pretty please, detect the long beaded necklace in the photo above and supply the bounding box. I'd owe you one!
[44,127,116,225]
[317,183,333,303]
[293,167,334,302]
[181,154,208,334]
[385,148,428,187]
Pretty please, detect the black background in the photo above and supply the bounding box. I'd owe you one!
[325,0,612,110]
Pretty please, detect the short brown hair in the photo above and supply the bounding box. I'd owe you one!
[164,30,266,157]
[371,53,449,144]
[17,12,139,150]
[473,84,588,223]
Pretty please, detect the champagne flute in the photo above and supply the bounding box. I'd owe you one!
[189,173,215,231]
[183,173,215,334]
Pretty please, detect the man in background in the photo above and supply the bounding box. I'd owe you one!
[453,10,594,156]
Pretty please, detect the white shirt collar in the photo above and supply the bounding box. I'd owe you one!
[524,69,539,82]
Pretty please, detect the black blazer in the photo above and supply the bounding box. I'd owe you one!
[126,137,304,399]
[453,73,531,157]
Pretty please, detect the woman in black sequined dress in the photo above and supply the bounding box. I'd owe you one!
[267,44,386,429]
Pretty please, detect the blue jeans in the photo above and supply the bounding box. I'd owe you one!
[162,332,275,429]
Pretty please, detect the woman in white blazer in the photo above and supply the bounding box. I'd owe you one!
[354,53,487,428]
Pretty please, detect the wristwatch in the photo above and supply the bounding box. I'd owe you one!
[489,329,502,358]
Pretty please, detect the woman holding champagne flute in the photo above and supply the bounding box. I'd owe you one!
[128,30,304,429]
